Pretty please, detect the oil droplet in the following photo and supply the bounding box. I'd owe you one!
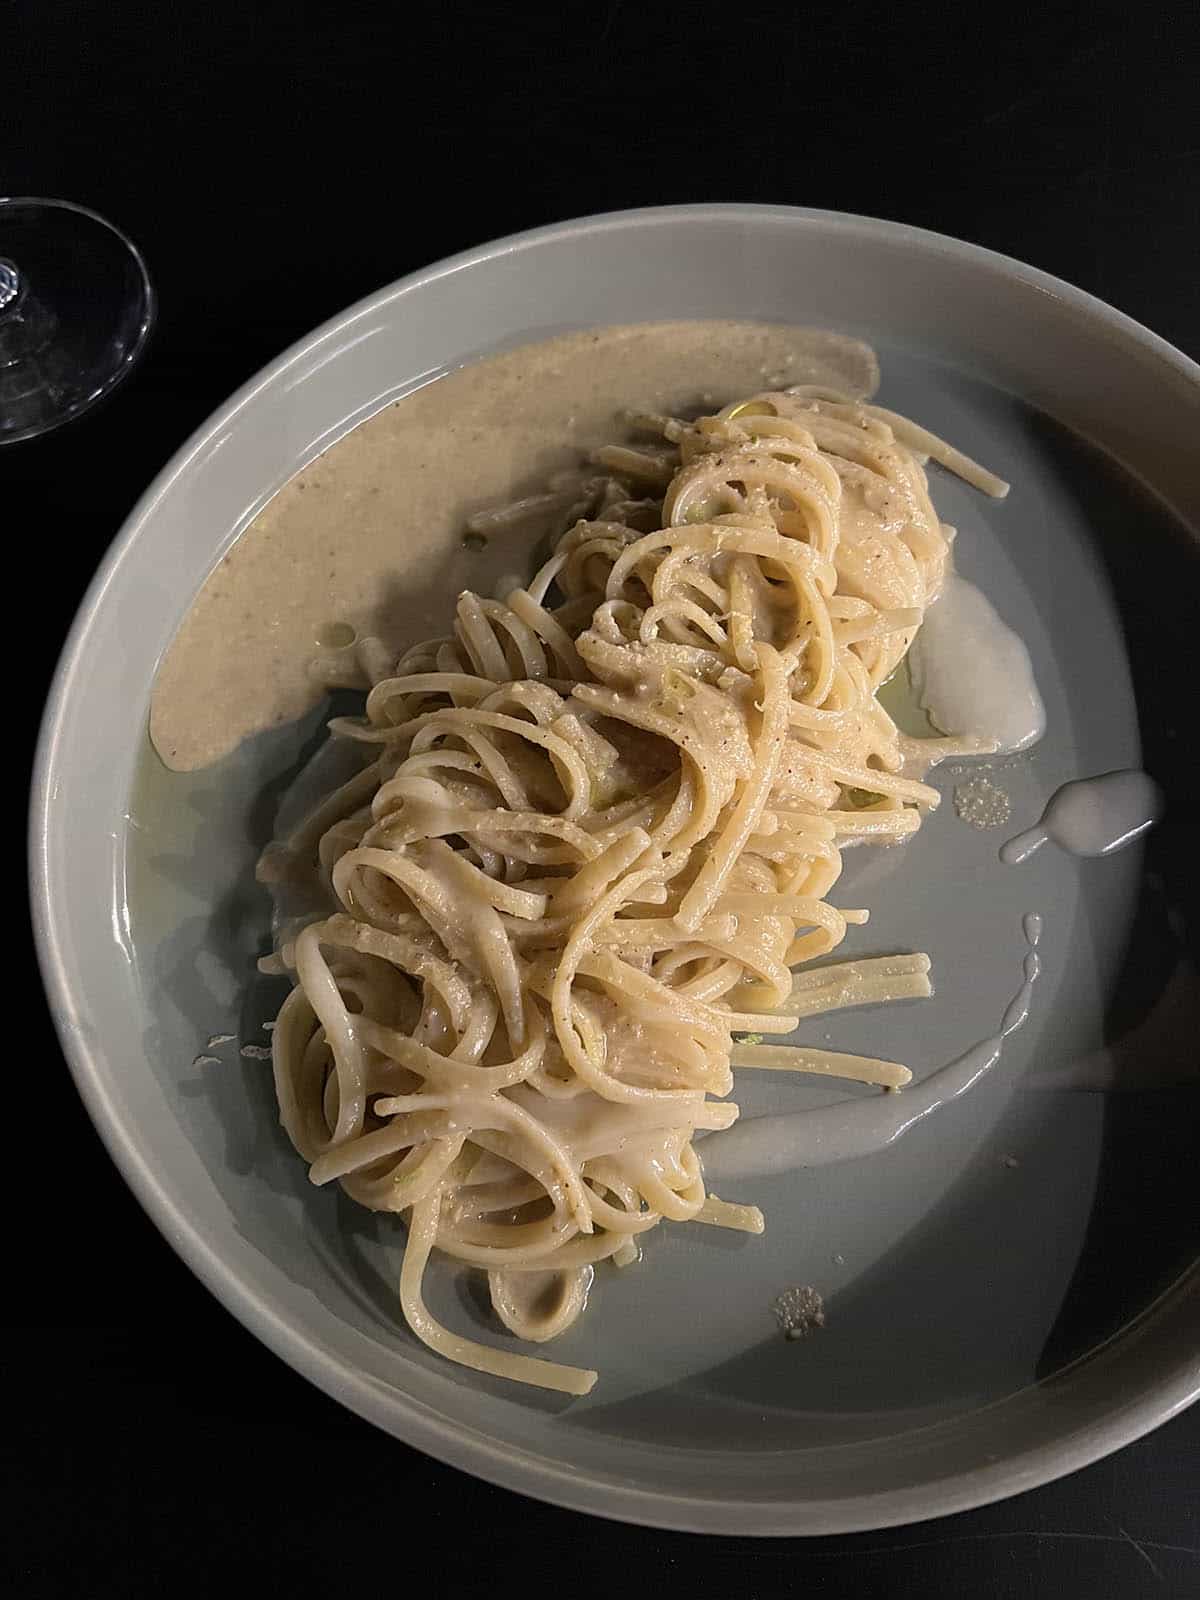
[316,620,357,650]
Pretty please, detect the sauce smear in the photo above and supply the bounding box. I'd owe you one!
[150,322,877,770]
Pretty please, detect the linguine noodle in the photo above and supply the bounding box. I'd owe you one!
[262,377,1007,1394]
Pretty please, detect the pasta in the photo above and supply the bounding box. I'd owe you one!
[261,376,1008,1395]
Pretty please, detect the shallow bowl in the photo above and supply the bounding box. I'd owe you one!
[31,205,1200,1534]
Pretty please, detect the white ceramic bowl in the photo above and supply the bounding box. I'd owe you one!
[31,206,1200,1534]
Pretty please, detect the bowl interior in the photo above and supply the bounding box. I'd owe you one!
[36,209,1200,1532]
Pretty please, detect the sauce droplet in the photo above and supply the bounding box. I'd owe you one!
[1000,769,1163,865]
[908,575,1046,754]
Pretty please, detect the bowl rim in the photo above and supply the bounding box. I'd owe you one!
[30,202,1200,1535]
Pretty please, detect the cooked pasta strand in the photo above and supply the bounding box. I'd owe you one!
[265,369,1002,1392]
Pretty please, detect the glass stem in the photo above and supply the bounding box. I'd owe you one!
[0,260,56,366]
[0,257,22,314]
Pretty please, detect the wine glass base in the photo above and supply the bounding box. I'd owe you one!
[0,198,155,446]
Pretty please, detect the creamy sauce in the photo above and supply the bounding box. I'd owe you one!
[701,914,1043,1182]
[999,768,1163,865]
[907,574,1045,754]
[151,321,877,771]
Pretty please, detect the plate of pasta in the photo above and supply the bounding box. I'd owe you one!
[33,206,1200,1533]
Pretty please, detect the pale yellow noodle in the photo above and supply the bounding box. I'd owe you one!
[264,368,1004,1391]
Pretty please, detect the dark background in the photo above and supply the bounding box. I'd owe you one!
[8,1,1200,1594]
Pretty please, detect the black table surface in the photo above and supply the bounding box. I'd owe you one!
[9,2,1200,1594]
